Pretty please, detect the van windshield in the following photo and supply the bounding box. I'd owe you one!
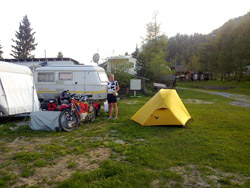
[98,72,108,82]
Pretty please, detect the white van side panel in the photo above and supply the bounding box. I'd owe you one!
[35,67,108,100]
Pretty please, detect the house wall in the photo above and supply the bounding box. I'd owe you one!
[104,56,137,75]
[247,65,250,74]
[128,57,137,75]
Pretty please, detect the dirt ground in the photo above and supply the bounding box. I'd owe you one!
[201,86,235,90]
[0,135,111,188]
[14,147,111,187]
[183,99,214,104]
[163,164,248,188]
[230,101,250,108]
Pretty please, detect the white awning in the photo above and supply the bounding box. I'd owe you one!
[0,63,40,115]
[0,61,32,75]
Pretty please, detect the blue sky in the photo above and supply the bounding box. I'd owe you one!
[0,0,249,64]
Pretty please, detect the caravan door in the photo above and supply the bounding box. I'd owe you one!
[75,71,107,99]
[55,71,75,94]
[74,71,86,95]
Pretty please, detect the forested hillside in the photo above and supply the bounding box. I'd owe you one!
[166,12,250,81]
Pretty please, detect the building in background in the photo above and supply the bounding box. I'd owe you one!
[246,65,250,74]
[99,55,138,75]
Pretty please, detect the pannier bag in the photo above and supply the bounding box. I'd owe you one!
[48,99,57,111]
[40,99,49,111]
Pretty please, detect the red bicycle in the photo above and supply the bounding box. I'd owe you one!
[58,90,96,132]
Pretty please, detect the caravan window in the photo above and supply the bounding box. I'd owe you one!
[59,72,73,80]
[38,72,55,82]
[98,72,108,82]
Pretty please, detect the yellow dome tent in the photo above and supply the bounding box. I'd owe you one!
[131,89,191,126]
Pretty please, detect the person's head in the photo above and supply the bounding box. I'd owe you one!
[109,74,114,82]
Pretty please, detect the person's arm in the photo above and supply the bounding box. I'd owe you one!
[106,82,109,94]
[116,82,120,92]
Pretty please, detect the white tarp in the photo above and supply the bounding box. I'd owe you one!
[0,62,40,115]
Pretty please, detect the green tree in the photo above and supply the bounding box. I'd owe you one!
[150,48,171,81]
[197,12,250,81]
[186,55,200,72]
[135,52,149,78]
[197,40,217,76]
[137,12,170,82]
[165,11,250,81]
[57,51,63,58]
[145,11,161,44]
[231,12,250,81]
[132,44,139,58]
[109,59,133,88]
[0,41,3,59]
[142,34,169,81]
[167,33,206,66]
[11,15,38,59]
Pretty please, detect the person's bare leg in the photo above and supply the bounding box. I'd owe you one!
[108,103,112,118]
[113,103,118,118]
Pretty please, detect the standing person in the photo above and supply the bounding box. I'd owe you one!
[107,74,120,120]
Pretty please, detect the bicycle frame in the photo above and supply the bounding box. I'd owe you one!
[72,99,89,121]
[59,97,89,122]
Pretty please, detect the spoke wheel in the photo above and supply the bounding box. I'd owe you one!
[59,109,79,132]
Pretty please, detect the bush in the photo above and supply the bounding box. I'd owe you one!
[114,72,134,88]
[109,59,135,88]
[240,74,250,82]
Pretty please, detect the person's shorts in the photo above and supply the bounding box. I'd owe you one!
[107,94,117,103]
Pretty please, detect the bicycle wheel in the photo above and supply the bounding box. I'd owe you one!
[59,109,79,132]
[88,104,96,122]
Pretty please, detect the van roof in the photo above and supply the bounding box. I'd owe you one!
[35,65,105,72]
[0,61,32,75]
[2,57,80,64]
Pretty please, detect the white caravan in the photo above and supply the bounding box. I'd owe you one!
[34,65,108,100]
[0,62,40,117]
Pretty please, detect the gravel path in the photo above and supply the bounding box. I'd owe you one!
[177,87,250,107]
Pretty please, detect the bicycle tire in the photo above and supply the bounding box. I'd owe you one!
[59,109,79,132]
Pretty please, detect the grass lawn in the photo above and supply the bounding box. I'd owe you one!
[0,87,250,187]
[177,80,250,95]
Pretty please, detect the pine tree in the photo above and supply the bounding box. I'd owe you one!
[57,51,63,58]
[135,52,149,77]
[11,15,38,59]
[0,41,3,59]
[139,12,170,81]
[132,44,139,58]
[145,11,161,46]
